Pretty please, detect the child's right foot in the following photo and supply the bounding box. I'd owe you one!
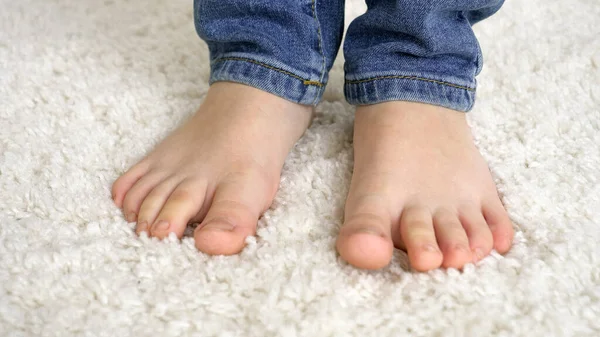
[112,82,313,255]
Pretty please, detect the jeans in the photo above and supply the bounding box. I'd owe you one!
[194,0,504,111]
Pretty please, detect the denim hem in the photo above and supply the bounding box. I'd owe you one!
[210,57,326,106]
[344,74,476,112]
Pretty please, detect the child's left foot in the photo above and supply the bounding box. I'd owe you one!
[336,101,514,271]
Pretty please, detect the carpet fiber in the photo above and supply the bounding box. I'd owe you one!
[1,0,599,336]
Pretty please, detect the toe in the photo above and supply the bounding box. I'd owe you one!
[149,179,208,239]
[483,199,514,254]
[112,160,150,208]
[398,206,443,272]
[194,173,267,255]
[433,209,473,269]
[135,177,181,236]
[121,171,166,223]
[337,206,394,270]
[458,206,494,262]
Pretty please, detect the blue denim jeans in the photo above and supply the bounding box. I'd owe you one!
[194,0,504,111]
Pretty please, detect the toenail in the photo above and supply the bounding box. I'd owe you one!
[137,221,148,233]
[474,248,485,261]
[152,220,170,232]
[202,219,235,231]
[454,244,469,253]
[355,228,384,237]
[126,213,136,222]
[423,244,440,253]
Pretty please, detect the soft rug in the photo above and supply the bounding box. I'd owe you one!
[1,0,599,336]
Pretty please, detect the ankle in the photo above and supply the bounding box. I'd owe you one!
[356,101,471,138]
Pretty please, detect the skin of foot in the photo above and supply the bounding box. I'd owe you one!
[112,82,313,255]
[336,101,514,272]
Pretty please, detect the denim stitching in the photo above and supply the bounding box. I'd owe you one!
[213,57,324,87]
[346,75,476,92]
[310,0,327,83]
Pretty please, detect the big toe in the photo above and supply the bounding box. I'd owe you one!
[194,218,253,255]
[337,211,394,270]
[194,175,268,255]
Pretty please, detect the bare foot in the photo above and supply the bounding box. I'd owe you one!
[336,101,514,271]
[112,82,313,255]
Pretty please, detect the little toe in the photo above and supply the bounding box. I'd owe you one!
[433,209,473,269]
[483,199,514,254]
[337,211,394,270]
[149,179,207,239]
[112,160,150,208]
[121,171,166,223]
[194,175,266,255]
[458,206,494,262]
[398,206,443,272]
[135,177,181,236]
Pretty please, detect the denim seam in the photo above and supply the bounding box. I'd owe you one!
[310,0,327,102]
[346,75,476,92]
[213,57,324,87]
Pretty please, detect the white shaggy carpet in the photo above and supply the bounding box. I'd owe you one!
[1,0,599,336]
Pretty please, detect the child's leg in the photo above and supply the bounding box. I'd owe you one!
[112,0,344,254]
[337,0,514,271]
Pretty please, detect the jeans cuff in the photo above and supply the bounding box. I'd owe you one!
[344,73,476,112]
[210,56,326,106]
